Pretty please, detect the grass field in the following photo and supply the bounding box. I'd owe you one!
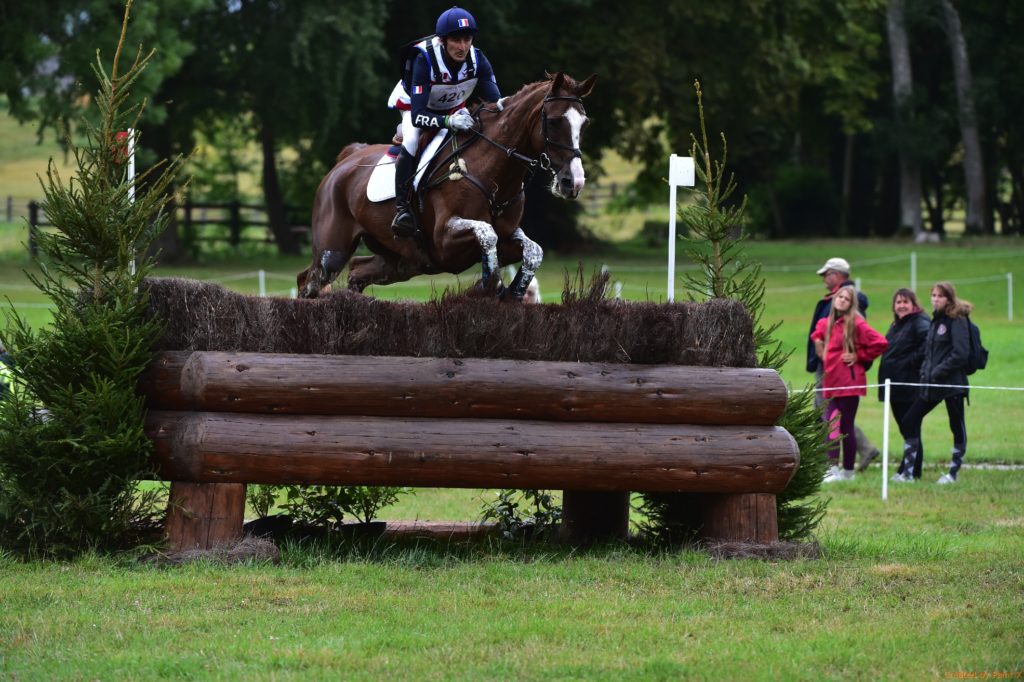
[2,106,1023,677]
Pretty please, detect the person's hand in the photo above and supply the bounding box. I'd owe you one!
[842,351,857,365]
[447,109,474,131]
[495,97,509,112]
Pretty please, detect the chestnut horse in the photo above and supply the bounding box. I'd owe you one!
[297,72,596,300]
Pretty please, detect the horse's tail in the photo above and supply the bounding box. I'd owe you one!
[336,143,369,163]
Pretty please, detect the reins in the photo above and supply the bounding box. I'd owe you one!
[418,92,584,218]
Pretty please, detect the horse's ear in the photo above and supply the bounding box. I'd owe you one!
[549,71,566,92]
[576,74,597,99]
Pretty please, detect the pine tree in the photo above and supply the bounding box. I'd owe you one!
[0,1,182,557]
[639,82,829,544]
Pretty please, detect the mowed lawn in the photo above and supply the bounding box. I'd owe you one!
[1,228,1022,678]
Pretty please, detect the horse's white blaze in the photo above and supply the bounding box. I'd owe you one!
[565,108,587,195]
[448,217,498,274]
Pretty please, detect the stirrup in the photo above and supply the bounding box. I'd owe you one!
[391,210,417,239]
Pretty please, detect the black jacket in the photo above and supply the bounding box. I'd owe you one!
[877,311,930,403]
[919,312,970,402]
[806,281,870,373]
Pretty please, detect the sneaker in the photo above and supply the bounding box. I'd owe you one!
[890,471,915,483]
[936,473,957,485]
[824,468,855,483]
[857,448,881,472]
[825,464,841,479]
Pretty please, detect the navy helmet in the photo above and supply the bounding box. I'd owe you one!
[436,6,478,37]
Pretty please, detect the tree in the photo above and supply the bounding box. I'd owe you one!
[886,0,925,238]
[939,0,986,234]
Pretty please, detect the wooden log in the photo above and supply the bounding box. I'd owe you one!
[560,491,630,545]
[164,481,246,551]
[146,411,799,493]
[140,351,788,426]
[700,493,779,544]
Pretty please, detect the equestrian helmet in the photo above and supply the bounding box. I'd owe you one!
[436,6,478,37]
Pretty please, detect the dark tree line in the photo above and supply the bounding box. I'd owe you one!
[3,0,1021,257]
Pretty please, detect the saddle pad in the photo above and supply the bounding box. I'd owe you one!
[365,129,449,203]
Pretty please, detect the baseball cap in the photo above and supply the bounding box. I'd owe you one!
[816,257,850,275]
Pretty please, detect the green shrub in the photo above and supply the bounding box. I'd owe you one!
[0,7,181,558]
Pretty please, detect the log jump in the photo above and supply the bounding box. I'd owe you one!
[140,351,798,550]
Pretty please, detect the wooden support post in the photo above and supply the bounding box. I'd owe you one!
[560,490,630,545]
[700,493,778,544]
[28,201,39,258]
[229,200,241,247]
[165,482,246,551]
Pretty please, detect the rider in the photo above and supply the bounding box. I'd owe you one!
[387,6,502,238]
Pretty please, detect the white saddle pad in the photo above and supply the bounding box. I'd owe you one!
[366,130,449,203]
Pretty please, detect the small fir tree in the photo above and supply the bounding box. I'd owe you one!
[0,1,183,557]
[639,81,829,544]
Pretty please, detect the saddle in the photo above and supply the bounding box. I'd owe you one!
[365,129,448,203]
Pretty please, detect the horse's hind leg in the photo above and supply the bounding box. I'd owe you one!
[347,253,423,293]
[298,248,351,298]
[499,228,544,301]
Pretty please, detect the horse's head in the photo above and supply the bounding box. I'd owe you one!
[537,72,597,200]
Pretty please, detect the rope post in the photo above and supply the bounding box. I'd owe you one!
[1008,273,1014,322]
[910,251,917,293]
[882,378,891,501]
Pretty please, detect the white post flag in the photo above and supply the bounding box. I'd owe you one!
[667,154,696,302]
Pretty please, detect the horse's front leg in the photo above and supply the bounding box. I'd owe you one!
[499,228,544,301]
[447,217,501,293]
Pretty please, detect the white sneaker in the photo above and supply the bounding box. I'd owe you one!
[936,473,957,485]
[824,468,855,483]
[891,471,915,483]
[825,465,841,479]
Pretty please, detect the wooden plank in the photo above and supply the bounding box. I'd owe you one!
[140,351,788,426]
[146,411,799,494]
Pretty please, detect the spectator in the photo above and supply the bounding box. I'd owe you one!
[875,288,931,477]
[895,282,972,484]
[806,257,881,469]
[523,278,541,305]
[811,286,888,482]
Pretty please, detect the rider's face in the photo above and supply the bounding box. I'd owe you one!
[444,35,473,62]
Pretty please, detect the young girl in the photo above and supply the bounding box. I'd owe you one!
[896,282,972,484]
[811,286,888,481]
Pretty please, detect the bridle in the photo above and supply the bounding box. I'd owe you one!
[470,94,585,175]
[421,90,586,218]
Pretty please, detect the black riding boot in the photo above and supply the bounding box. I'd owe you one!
[391,149,417,239]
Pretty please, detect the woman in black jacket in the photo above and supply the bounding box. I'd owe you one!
[875,289,931,478]
[896,282,972,484]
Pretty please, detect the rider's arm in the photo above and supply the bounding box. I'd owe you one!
[409,54,447,130]
[474,50,500,103]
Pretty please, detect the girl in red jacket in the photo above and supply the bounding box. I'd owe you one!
[811,286,889,482]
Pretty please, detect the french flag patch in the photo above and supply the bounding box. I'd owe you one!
[458,18,470,28]
[413,85,423,95]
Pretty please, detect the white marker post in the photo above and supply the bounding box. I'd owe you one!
[882,378,891,501]
[667,154,696,302]
[128,128,137,277]
[1008,273,1014,322]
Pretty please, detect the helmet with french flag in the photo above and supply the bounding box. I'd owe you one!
[436,6,478,37]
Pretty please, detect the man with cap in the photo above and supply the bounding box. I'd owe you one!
[807,257,880,471]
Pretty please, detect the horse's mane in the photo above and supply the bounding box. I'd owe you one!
[503,73,579,106]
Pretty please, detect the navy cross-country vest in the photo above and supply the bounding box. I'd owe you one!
[388,36,480,113]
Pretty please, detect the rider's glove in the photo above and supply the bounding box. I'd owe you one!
[446,109,474,132]
[495,97,508,112]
